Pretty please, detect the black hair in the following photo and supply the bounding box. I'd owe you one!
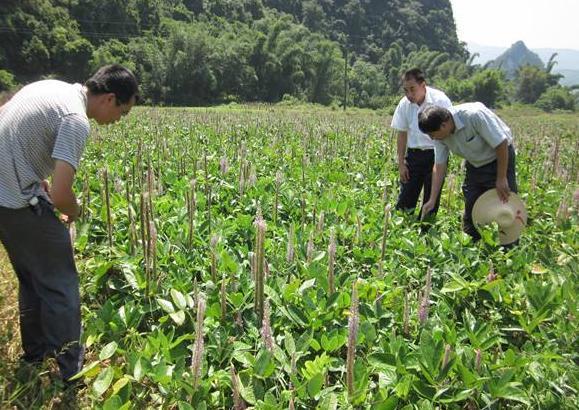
[85,64,139,105]
[418,104,452,134]
[402,68,426,84]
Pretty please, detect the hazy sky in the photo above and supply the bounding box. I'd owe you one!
[449,0,579,50]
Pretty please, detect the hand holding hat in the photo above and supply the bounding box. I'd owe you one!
[472,189,527,245]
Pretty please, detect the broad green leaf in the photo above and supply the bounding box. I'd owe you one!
[111,376,131,395]
[170,310,186,326]
[93,367,114,397]
[239,379,257,405]
[69,360,100,380]
[103,395,123,410]
[284,331,296,357]
[254,350,275,378]
[99,341,118,361]
[317,392,338,410]
[394,374,413,399]
[307,372,324,398]
[133,358,144,381]
[156,298,175,314]
[299,279,316,294]
[170,289,187,310]
[178,402,195,410]
[371,395,399,410]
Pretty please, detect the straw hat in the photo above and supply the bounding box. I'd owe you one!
[472,189,527,245]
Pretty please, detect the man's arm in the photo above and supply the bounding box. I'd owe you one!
[396,131,410,183]
[50,160,80,221]
[494,140,510,202]
[421,162,447,219]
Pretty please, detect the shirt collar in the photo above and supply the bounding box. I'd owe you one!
[74,83,88,112]
[449,106,464,132]
[423,87,434,105]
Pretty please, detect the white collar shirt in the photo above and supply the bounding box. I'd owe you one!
[391,86,452,149]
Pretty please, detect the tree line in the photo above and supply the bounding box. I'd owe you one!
[0,0,575,111]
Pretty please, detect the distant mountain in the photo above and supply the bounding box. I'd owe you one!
[468,42,579,86]
[487,41,543,79]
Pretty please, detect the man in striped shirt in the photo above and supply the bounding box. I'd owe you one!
[0,65,138,383]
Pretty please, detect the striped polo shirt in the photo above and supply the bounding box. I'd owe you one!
[0,80,90,208]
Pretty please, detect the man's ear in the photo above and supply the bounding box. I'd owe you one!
[104,93,116,105]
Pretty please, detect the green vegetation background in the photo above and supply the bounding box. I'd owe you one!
[0,0,576,111]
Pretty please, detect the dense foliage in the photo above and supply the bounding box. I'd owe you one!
[1,106,577,408]
[0,1,575,110]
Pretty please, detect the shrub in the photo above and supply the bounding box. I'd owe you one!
[535,86,576,112]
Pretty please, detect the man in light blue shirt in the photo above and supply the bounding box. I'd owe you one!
[418,102,519,244]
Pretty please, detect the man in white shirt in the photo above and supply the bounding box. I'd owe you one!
[418,103,519,245]
[391,68,452,219]
[0,64,138,383]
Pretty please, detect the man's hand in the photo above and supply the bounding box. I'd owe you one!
[495,177,510,203]
[421,200,436,220]
[398,161,410,183]
[51,160,80,221]
[40,179,51,198]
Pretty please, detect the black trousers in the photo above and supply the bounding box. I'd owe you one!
[0,198,83,380]
[463,144,518,241]
[396,148,442,216]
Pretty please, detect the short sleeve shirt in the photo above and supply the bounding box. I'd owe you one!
[391,86,452,149]
[433,102,514,167]
[0,80,90,208]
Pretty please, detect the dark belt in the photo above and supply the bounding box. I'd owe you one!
[407,147,433,153]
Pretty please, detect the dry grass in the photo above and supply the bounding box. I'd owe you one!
[0,245,20,366]
[0,246,88,409]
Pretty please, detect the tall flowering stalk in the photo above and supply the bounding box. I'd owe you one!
[327,228,336,294]
[382,167,389,204]
[346,280,360,398]
[486,261,497,283]
[441,344,452,371]
[230,364,246,410]
[210,234,219,283]
[191,294,206,389]
[260,299,275,352]
[207,184,213,234]
[286,224,295,264]
[379,204,392,275]
[403,291,410,336]
[475,348,482,372]
[316,211,325,234]
[149,220,157,289]
[188,179,196,248]
[80,175,90,221]
[140,191,151,291]
[220,270,228,321]
[306,231,315,263]
[418,267,432,326]
[253,207,267,322]
[220,155,229,174]
[125,176,136,255]
[273,170,283,224]
[103,168,113,247]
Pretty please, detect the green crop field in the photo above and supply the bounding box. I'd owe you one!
[1,106,577,409]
